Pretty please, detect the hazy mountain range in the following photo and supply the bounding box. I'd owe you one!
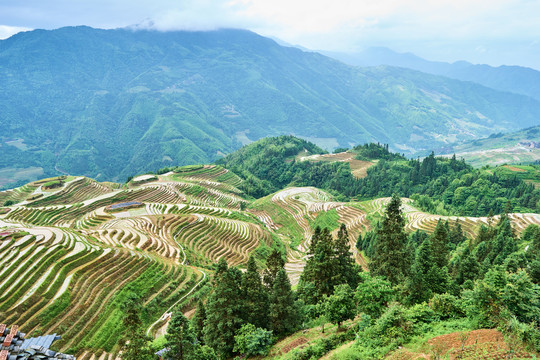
[1,26,539,187]
[323,47,540,101]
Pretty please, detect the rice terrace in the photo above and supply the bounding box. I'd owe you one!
[1,137,540,359]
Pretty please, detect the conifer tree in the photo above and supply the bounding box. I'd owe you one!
[120,301,153,360]
[192,299,206,344]
[335,223,361,289]
[269,269,299,337]
[455,245,479,285]
[204,265,245,358]
[449,219,466,245]
[300,227,339,302]
[430,220,449,268]
[490,215,517,265]
[165,312,196,360]
[242,256,269,328]
[406,239,448,304]
[262,249,285,288]
[370,194,409,284]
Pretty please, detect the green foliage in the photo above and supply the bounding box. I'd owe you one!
[165,312,196,360]
[369,194,410,284]
[324,284,357,329]
[233,324,273,357]
[262,249,286,288]
[357,153,540,216]
[120,300,154,360]
[355,272,395,319]
[429,293,465,320]
[300,226,361,304]
[192,299,206,344]
[353,143,405,161]
[241,256,269,328]
[269,269,300,337]
[203,263,244,358]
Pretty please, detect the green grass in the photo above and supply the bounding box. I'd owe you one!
[310,209,340,231]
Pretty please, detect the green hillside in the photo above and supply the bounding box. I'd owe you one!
[439,126,540,167]
[2,27,540,189]
[0,137,539,359]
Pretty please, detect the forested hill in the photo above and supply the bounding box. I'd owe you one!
[217,136,540,216]
[2,26,540,188]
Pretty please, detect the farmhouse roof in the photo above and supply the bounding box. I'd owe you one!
[0,324,75,360]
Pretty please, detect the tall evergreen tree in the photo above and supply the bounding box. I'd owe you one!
[204,265,245,358]
[269,269,299,337]
[242,256,269,328]
[262,249,285,288]
[300,227,339,302]
[406,239,448,304]
[192,299,206,344]
[165,312,196,360]
[449,220,466,245]
[430,220,449,268]
[370,194,409,284]
[335,224,361,289]
[490,215,517,265]
[120,301,153,360]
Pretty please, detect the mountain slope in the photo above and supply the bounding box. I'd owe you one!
[326,46,540,101]
[1,27,540,188]
[439,125,540,167]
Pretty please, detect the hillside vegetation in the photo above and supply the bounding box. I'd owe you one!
[0,137,538,359]
[439,126,540,167]
[2,27,540,188]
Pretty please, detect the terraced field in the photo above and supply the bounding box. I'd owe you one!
[0,169,539,357]
[0,169,268,357]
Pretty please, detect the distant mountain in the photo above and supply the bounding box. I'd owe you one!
[324,47,540,101]
[1,26,540,188]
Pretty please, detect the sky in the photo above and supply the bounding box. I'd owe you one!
[0,0,539,69]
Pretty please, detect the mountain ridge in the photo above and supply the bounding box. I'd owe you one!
[324,46,540,101]
[1,26,540,188]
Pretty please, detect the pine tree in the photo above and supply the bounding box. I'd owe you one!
[335,223,361,289]
[300,227,339,302]
[269,269,299,337]
[262,249,285,288]
[165,312,196,360]
[370,194,409,284]
[242,256,269,328]
[192,299,206,344]
[449,219,466,245]
[406,239,448,304]
[490,215,517,265]
[204,265,245,358]
[430,220,449,268]
[120,301,153,360]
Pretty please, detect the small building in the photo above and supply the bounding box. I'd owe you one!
[0,324,75,360]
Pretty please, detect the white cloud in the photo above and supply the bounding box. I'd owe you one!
[0,0,538,68]
[0,25,32,39]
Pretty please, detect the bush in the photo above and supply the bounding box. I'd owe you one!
[429,293,465,320]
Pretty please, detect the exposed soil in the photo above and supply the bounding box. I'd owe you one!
[299,152,374,178]
[388,329,537,360]
[280,337,309,354]
[504,165,527,172]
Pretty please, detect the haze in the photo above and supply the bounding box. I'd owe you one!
[0,0,539,69]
